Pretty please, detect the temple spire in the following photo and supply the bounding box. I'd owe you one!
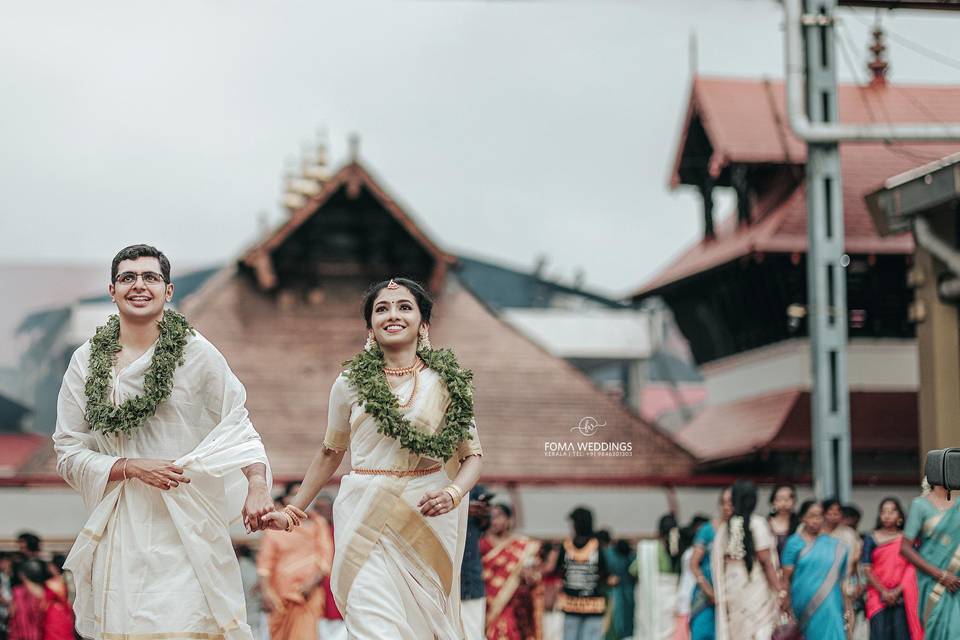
[868,17,889,88]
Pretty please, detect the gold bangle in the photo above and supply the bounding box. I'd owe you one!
[121,458,128,481]
[443,485,464,507]
[282,505,308,528]
[443,487,459,507]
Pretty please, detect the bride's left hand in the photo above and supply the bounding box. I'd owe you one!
[418,489,454,517]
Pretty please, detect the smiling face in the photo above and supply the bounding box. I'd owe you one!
[109,256,173,321]
[369,285,424,349]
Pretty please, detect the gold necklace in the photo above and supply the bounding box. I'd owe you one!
[395,367,419,409]
[384,357,421,377]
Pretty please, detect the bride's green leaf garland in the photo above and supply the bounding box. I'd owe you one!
[84,309,194,437]
[342,344,475,461]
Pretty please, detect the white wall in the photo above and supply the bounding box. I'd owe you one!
[702,338,917,406]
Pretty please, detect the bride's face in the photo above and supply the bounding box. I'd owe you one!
[369,286,423,349]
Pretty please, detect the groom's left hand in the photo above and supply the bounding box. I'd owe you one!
[243,481,275,532]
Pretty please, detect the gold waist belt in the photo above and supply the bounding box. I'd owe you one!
[558,594,606,615]
[351,464,442,477]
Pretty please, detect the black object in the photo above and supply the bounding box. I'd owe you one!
[925,448,960,495]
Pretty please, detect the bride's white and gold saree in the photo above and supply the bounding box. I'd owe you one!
[323,367,482,639]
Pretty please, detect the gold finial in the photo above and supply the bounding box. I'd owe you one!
[348,133,361,162]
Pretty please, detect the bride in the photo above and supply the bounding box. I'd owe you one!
[265,277,483,639]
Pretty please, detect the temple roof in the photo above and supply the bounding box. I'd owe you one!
[638,76,960,296]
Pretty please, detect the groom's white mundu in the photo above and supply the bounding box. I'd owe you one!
[53,245,274,640]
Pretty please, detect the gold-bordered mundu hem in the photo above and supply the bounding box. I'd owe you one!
[558,593,606,615]
[351,464,442,477]
[100,630,231,639]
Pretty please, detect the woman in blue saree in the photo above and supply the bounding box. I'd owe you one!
[781,499,848,640]
[900,477,960,640]
[687,488,732,640]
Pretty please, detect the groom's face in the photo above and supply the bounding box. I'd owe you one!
[109,256,173,320]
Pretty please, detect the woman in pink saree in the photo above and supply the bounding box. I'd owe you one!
[862,497,922,640]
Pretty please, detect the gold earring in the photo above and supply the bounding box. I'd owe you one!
[364,331,377,351]
[418,326,431,350]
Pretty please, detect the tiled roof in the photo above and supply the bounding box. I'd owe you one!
[176,155,696,484]
[241,161,455,292]
[454,255,622,310]
[0,434,48,478]
[177,270,693,484]
[675,388,917,463]
[640,77,960,295]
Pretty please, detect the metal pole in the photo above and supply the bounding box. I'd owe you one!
[802,0,852,502]
[784,0,960,142]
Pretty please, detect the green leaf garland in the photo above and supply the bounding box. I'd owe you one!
[342,344,475,461]
[84,309,195,437]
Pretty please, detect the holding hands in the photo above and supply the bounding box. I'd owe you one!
[243,478,276,533]
[261,505,310,532]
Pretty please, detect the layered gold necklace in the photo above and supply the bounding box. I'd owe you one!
[384,357,423,408]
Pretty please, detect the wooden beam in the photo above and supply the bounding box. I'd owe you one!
[915,208,960,460]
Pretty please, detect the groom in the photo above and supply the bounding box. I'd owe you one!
[54,244,275,639]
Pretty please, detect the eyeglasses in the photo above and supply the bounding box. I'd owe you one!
[114,271,166,286]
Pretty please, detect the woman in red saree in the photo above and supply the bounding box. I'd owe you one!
[862,497,922,640]
[42,580,74,640]
[8,558,76,640]
[481,503,543,640]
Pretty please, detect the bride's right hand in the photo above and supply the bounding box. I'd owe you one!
[260,511,290,531]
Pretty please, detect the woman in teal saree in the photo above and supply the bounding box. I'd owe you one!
[688,519,717,640]
[687,488,732,640]
[781,499,848,640]
[901,479,960,640]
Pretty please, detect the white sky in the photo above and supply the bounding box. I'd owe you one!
[2,1,960,296]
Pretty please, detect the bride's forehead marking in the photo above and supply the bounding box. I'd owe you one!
[374,292,414,305]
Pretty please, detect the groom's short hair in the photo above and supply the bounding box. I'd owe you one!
[111,244,171,284]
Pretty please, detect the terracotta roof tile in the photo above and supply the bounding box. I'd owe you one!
[0,434,48,478]
[675,388,917,463]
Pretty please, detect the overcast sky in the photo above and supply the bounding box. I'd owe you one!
[3,1,960,296]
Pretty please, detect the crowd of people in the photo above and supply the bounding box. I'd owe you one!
[7,471,960,640]
[659,478,960,640]
[0,533,75,640]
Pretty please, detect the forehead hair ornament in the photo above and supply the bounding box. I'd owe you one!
[386,279,400,290]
